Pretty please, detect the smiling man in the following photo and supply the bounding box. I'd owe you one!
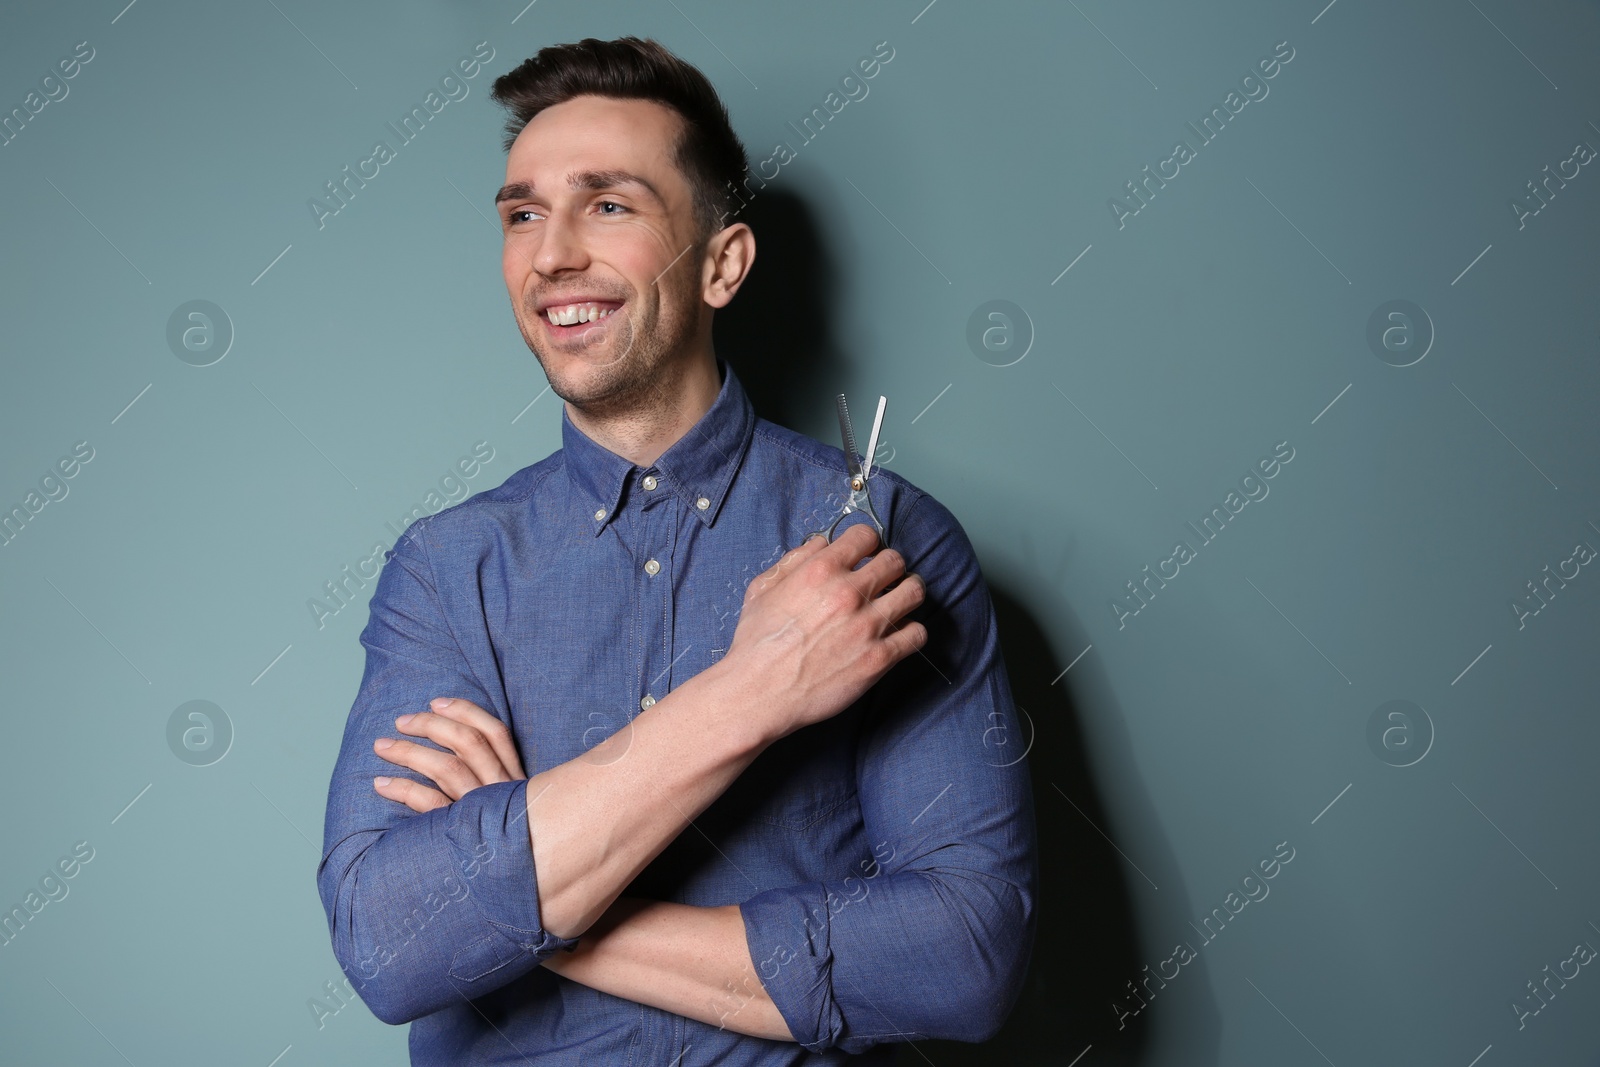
[316,36,1037,1066]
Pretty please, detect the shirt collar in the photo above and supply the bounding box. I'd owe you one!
[561,356,755,536]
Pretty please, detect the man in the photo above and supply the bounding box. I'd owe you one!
[316,35,1037,1065]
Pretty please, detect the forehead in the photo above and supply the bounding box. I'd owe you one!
[504,94,686,188]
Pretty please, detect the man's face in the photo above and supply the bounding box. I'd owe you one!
[496,94,707,418]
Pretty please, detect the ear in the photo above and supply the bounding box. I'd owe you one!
[701,222,757,309]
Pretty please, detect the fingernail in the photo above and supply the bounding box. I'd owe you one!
[374,776,392,787]
[375,738,394,750]
[396,714,414,727]
[432,698,454,709]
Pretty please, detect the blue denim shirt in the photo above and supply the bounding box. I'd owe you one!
[316,358,1038,1064]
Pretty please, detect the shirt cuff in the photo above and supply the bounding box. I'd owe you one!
[443,778,581,981]
[739,882,842,1053]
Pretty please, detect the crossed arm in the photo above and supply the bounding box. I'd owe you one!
[371,695,790,1040]
[319,504,1035,1050]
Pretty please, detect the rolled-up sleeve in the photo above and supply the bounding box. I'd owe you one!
[316,518,579,1025]
[739,494,1039,1053]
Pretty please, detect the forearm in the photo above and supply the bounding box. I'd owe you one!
[541,897,794,1041]
[526,662,775,939]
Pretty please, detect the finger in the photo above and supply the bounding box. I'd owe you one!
[373,774,451,813]
[373,736,485,800]
[878,618,930,665]
[858,570,927,632]
[394,710,517,787]
[870,575,934,627]
[845,543,910,600]
[822,521,881,567]
[429,698,527,779]
[779,531,831,569]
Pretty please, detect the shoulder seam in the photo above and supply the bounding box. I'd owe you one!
[409,458,564,534]
[751,422,846,475]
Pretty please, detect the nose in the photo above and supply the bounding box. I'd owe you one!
[532,205,590,277]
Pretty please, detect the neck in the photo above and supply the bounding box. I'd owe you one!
[564,354,723,469]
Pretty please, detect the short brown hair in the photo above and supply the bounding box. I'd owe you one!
[489,37,750,243]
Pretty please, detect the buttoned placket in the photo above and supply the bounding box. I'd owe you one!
[630,467,678,717]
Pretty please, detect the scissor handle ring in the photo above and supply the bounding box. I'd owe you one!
[809,507,887,546]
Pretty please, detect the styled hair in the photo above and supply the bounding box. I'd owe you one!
[489,37,750,242]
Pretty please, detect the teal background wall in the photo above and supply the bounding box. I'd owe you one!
[3,1,1598,1063]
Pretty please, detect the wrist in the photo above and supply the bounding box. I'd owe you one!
[689,659,786,753]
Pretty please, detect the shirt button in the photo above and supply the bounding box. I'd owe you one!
[640,694,656,710]
[642,474,658,491]
[696,496,710,510]
[594,508,607,521]
[644,558,661,576]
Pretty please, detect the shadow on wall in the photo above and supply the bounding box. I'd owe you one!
[717,189,1221,1066]
[713,189,849,439]
[908,587,1218,1066]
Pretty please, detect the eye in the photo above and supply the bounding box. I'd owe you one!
[597,201,628,215]
[506,208,540,225]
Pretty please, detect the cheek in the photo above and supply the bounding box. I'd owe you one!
[640,230,691,287]
[502,245,536,298]
[619,221,693,279]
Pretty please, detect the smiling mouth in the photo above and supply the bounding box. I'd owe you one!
[541,301,623,334]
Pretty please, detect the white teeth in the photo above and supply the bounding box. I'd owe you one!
[544,303,617,326]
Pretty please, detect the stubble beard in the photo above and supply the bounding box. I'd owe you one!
[520,283,698,424]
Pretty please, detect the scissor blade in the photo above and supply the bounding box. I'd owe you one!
[860,395,886,481]
[835,394,862,478]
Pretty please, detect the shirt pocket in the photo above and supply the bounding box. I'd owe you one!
[728,709,859,831]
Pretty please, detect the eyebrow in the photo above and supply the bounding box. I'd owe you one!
[494,170,665,208]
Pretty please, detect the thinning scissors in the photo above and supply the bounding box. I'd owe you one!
[811,393,889,546]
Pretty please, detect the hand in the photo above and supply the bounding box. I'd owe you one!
[720,522,927,743]
[373,697,527,813]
